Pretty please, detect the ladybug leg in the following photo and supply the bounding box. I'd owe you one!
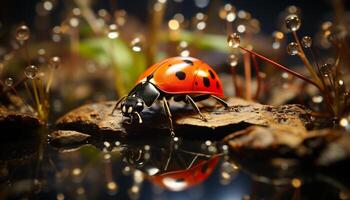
[110,96,127,115]
[210,95,229,109]
[162,97,175,137]
[185,95,207,122]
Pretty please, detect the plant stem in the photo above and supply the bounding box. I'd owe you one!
[75,0,102,34]
[230,67,241,97]
[23,42,31,65]
[46,69,54,93]
[292,31,323,90]
[24,81,35,107]
[146,1,167,66]
[109,40,127,97]
[226,21,241,97]
[309,47,335,114]
[252,55,262,100]
[243,52,252,100]
[239,46,320,90]
[32,79,44,120]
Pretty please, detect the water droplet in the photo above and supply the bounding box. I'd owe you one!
[301,36,312,48]
[205,140,212,146]
[227,33,240,48]
[128,185,140,199]
[104,153,111,160]
[107,181,118,195]
[237,24,246,33]
[326,25,347,43]
[173,13,184,24]
[226,11,236,22]
[76,187,85,195]
[285,14,301,32]
[122,166,132,175]
[320,63,332,77]
[72,168,82,176]
[286,42,300,55]
[194,0,209,8]
[238,10,251,20]
[153,2,164,12]
[272,41,281,49]
[130,37,143,52]
[219,161,239,185]
[115,10,127,26]
[228,54,238,67]
[193,13,207,31]
[273,31,284,40]
[322,21,332,31]
[144,145,151,151]
[69,17,79,27]
[15,25,30,42]
[340,117,349,129]
[250,18,260,33]
[291,178,302,188]
[5,77,14,87]
[107,24,119,39]
[38,48,46,56]
[168,19,180,30]
[285,5,300,15]
[72,8,81,16]
[177,41,190,57]
[56,193,65,200]
[97,9,109,19]
[43,1,53,11]
[312,95,323,104]
[219,4,236,21]
[339,80,344,86]
[24,65,39,79]
[104,141,111,148]
[49,56,61,69]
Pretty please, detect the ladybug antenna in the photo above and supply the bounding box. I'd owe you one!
[134,112,143,124]
[146,74,153,81]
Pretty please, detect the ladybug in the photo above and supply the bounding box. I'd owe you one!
[111,57,228,136]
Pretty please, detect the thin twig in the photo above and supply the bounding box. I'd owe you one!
[239,46,321,90]
[252,55,262,99]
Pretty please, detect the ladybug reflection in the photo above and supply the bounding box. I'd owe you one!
[121,146,220,192]
[111,57,228,135]
[149,156,219,191]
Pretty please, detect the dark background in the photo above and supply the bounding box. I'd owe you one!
[1,0,349,35]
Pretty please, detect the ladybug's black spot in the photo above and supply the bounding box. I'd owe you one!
[201,163,209,173]
[183,59,194,65]
[203,77,210,87]
[195,81,198,86]
[175,71,186,80]
[216,81,220,89]
[209,70,215,79]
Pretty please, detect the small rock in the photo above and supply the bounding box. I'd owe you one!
[50,130,91,146]
[0,107,42,139]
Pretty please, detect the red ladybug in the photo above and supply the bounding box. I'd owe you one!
[111,57,228,135]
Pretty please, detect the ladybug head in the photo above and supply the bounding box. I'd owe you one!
[121,96,144,123]
[120,82,161,124]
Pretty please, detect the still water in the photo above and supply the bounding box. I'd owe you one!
[0,132,347,200]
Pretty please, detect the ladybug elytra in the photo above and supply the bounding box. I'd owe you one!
[111,57,228,136]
